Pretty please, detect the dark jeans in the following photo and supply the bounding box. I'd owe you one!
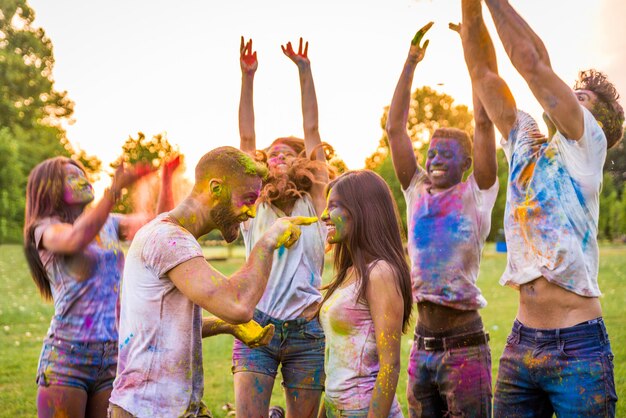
[494,318,617,417]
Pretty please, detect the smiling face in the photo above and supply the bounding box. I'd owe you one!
[267,143,298,174]
[62,164,94,206]
[212,175,261,243]
[321,187,351,244]
[425,137,471,190]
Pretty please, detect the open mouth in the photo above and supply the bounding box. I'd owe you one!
[430,168,447,177]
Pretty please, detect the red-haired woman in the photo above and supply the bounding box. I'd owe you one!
[23,156,178,418]
[231,37,330,418]
[319,170,413,417]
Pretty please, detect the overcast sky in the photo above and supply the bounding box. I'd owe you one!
[28,0,626,190]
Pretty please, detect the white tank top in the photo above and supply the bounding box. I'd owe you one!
[319,281,402,415]
[242,195,325,320]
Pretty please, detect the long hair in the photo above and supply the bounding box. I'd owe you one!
[320,170,413,332]
[23,157,86,300]
[256,137,335,205]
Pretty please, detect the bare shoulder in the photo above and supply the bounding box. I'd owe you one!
[368,260,398,285]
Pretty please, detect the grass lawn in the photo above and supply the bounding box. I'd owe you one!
[1,243,624,417]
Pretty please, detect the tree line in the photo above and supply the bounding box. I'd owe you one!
[1,0,624,244]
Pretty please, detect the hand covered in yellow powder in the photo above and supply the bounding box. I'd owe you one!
[231,320,275,349]
[270,216,318,249]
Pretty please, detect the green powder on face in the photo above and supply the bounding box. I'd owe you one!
[237,154,268,180]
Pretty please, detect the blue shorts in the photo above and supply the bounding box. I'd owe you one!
[36,337,117,394]
[494,318,617,417]
[232,309,325,391]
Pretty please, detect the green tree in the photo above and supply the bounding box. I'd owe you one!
[0,0,101,242]
[605,132,626,193]
[111,132,182,214]
[366,86,474,229]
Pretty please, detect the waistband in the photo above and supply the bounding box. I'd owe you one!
[510,317,608,344]
[413,330,489,352]
[254,309,311,329]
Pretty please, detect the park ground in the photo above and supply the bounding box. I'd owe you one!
[1,243,625,417]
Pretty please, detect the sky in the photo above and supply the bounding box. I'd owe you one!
[28,0,626,191]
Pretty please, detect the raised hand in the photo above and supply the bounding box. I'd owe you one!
[408,22,434,63]
[240,36,258,75]
[281,37,310,69]
[162,154,181,178]
[231,320,275,348]
[111,161,155,194]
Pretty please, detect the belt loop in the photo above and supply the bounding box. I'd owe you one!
[598,318,609,345]
[513,320,522,344]
[555,328,561,351]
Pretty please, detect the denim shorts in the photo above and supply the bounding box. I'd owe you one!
[232,309,325,390]
[494,318,617,417]
[36,336,117,394]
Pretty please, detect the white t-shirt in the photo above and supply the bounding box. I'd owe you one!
[110,214,210,417]
[241,195,325,320]
[403,171,498,310]
[500,107,606,296]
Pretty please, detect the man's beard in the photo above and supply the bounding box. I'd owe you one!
[211,200,241,243]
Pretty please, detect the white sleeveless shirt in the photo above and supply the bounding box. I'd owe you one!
[241,195,325,320]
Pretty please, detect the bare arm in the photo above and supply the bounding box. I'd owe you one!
[385,23,432,190]
[484,0,583,140]
[42,162,153,254]
[168,216,314,324]
[239,37,258,155]
[454,0,517,139]
[471,91,498,190]
[116,155,182,241]
[366,261,404,418]
[282,38,329,216]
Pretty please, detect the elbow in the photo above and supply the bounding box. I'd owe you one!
[223,304,254,325]
[511,46,543,77]
[385,122,402,140]
[303,121,320,137]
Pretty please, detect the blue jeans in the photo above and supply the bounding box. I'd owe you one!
[407,332,492,417]
[232,309,325,390]
[494,318,617,417]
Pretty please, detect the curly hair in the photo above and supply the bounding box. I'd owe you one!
[256,138,336,206]
[574,69,625,149]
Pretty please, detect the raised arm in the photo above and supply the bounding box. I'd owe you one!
[239,37,258,155]
[168,216,315,324]
[41,162,153,255]
[282,38,329,215]
[454,0,517,140]
[385,23,432,190]
[366,261,404,418]
[484,0,583,140]
[117,155,182,241]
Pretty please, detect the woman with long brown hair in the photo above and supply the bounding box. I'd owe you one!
[319,170,413,418]
[23,155,178,418]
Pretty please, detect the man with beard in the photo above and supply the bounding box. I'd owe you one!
[109,146,316,417]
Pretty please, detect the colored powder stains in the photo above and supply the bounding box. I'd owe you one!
[253,376,265,394]
[119,333,134,350]
[84,316,94,329]
[277,245,286,258]
[412,204,472,277]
